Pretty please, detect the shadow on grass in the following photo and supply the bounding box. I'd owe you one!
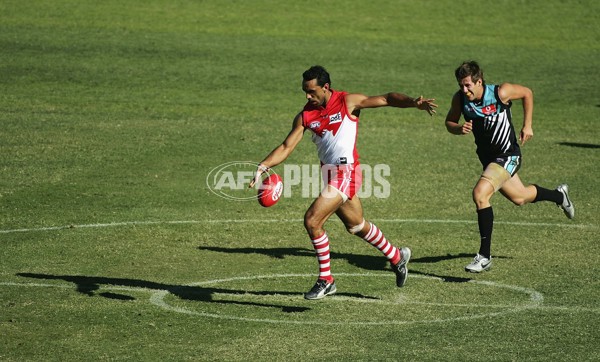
[16,272,378,312]
[199,246,389,270]
[558,142,600,149]
[199,247,513,284]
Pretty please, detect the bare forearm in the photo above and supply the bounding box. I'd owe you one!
[259,114,305,169]
[446,122,462,135]
[445,117,472,135]
[385,93,418,108]
[445,121,462,135]
[522,91,534,129]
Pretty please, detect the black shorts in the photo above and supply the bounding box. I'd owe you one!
[481,155,521,177]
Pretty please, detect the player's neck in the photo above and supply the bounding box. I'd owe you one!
[322,90,333,108]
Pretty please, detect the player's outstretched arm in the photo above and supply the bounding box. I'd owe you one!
[346,92,437,116]
[249,113,304,188]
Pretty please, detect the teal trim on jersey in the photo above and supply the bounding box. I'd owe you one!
[465,84,521,161]
[462,84,506,119]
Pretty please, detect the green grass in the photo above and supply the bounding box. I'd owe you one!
[1,0,599,360]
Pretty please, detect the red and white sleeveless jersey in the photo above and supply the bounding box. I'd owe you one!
[302,90,359,165]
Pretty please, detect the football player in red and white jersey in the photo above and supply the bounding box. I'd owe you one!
[250,65,436,300]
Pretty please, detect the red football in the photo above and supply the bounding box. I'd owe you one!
[257,173,283,207]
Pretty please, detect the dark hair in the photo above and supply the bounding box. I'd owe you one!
[455,61,485,84]
[302,65,331,87]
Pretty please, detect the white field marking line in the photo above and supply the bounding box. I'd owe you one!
[0,218,594,234]
[2,276,597,325]
[187,272,545,307]
[1,282,73,289]
[148,273,544,326]
[0,220,199,234]
[200,292,527,309]
[0,280,587,313]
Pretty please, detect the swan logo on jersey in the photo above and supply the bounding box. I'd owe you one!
[329,112,342,124]
[482,104,497,115]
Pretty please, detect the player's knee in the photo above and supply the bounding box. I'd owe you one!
[473,177,497,201]
[509,197,527,206]
[510,186,537,206]
[472,188,490,208]
[303,211,321,234]
[303,214,315,231]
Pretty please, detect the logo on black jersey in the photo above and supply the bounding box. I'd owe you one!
[482,104,497,115]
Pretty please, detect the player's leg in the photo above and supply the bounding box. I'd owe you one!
[499,174,574,219]
[467,163,510,272]
[303,186,344,300]
[304,186,344,239]
[498,173,537,205]
[468,177,495,272]
[336,197,411,287]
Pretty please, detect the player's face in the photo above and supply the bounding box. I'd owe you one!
[459,76,483,101]
[303,79,330,107]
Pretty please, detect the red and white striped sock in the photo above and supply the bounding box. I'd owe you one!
[362,222,401,265]
[311,233,333,282]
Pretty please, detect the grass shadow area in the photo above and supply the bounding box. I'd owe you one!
[198,246,517,283]
[16,272,380,313]
[558,142,600,149]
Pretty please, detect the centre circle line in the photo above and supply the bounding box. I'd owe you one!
[148,273,543,326]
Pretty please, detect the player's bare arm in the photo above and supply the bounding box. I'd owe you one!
[445,92,472,135]
[498,82,534,145]
[249,112,305,188]
[346,92,437,117]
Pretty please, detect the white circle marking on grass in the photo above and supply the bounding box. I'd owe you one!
[1,218,594,325]
[2,276,597,325]
[147,273,544,326]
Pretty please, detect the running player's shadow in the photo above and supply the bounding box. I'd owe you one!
[16,272,375,311]
[396,253,512,283]
[198,247,512,284]
[199,246,501,270]
[199,246,389,270]
[199,246,316,260]
[414,253,514,263]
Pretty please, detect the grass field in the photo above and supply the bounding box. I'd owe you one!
[1,0,599,360]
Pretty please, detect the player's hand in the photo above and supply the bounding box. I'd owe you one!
[462,120,473,134]
[520,126,533,145]
[248,163,269,188]
[414,96,438,116]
